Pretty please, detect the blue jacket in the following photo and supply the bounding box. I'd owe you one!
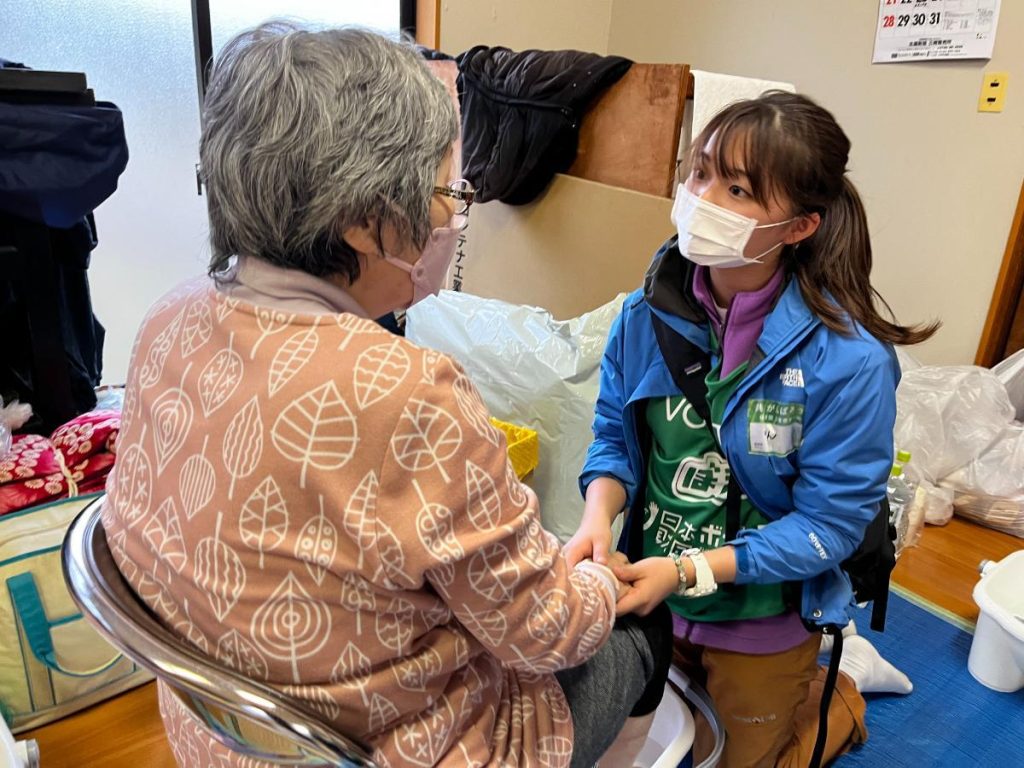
[580,239,900,626]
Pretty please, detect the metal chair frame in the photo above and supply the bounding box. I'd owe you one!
[61,497,378,767]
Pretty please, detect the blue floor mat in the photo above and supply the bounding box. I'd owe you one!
[834,590,1024,767]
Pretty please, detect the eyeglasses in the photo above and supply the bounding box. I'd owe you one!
[433,178,475,216]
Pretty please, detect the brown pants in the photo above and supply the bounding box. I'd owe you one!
[674,633,867,768]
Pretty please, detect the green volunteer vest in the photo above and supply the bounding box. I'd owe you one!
[643,358,788,622]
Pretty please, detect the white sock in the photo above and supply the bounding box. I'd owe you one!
[838,635,913,694]
[819,619,857,655]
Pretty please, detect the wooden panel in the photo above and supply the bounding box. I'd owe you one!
[892,516,1021,622]
[1004,285,1024,358]
[975,179,1024,366]
[569,64,690,199]
[415,0,440,48]
[454,173,675,319]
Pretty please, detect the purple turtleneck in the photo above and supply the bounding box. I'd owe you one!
[691,265,785,376]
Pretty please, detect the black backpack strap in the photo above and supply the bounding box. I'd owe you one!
[650,311,742,541]
[651,311,712,424]
[724,477,742,543]
[809,625,844,768]
[870,587,889,633]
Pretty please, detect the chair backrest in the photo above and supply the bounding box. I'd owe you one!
[61,496,378,767]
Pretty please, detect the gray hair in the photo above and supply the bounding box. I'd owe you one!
[199,22,458,281]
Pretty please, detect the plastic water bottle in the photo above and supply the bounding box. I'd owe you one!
[895,449,915,491]
[887,464,914,555]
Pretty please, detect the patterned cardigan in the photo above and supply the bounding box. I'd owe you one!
[105,279,617,767]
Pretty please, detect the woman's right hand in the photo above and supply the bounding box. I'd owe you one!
[611,557,680,616]
[562,516,614,567]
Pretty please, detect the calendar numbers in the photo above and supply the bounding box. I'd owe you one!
[874,0,1000,63]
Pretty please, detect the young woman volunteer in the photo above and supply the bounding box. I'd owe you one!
[564,91,929,767]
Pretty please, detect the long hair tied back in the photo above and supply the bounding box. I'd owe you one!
[688,91,939,346]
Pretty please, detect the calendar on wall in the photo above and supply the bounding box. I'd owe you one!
[873,0,1001,63]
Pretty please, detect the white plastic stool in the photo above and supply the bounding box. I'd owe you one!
[633,685,695,768]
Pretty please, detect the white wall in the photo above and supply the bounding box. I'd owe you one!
[443,0,1023,364]
[605,1,1024,365]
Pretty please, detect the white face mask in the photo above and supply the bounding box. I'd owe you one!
[672,184,793,269]
[384,214,468,308]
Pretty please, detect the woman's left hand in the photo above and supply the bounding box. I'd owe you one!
[610,557,679,616]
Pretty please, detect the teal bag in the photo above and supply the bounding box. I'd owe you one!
[0,494,151,733]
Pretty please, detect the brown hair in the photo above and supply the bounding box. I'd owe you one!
[683,91,938,345]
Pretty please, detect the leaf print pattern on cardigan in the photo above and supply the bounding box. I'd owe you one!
[223,396,264,500]
[179,435,216,521]
[271,381,358,489]
[180,299,213,358]
[105,280,617,768]
[354,340,411,410]
[267,327,318,397]
[142,497,187,581]
[151,363,195,476]
[199,334,243,417]
[239,475,289,569]
[293,495,338,586]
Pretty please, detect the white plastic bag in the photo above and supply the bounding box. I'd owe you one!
[993,348,1024,422]
[894,345,922,373]
[894,366,1015,484]
[943,423,1024,537]
[407,290,624,543]
[918,479,955,526]
[894,362,1024,536]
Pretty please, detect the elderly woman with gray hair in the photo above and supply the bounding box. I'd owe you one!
[104,23,670,768]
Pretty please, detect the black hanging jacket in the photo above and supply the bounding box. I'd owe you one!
[456,47,631,205]
[0,60,128,433]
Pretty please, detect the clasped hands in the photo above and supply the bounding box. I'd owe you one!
[562,519,679,617]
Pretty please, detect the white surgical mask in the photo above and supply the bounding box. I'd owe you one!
[672,184,793,269]
[384,214,468,307]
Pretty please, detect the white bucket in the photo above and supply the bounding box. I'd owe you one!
[0,718,38,768]
[633,684,695,768]
[968,549,1024,692]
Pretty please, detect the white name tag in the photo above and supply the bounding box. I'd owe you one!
[747,399,805,456]
[749,421,802,456]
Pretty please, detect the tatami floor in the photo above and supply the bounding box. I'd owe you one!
[22,516,1022,767]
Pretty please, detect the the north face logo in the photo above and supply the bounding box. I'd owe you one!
[780,368,805,388]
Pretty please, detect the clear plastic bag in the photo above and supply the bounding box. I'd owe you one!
[894,366,1015,484]
[895,362,1024,536]
[918,479,955,526]
[0,398,33,461]
[407,290,624,543]
[951,494,1024,538]
[894,365,1017,528]
[903,485,927,549]
[894,345,922,373]
[943,423,1024,537]
[993,348,1024,422]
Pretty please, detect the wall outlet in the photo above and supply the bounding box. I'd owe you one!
[978,72,1008,113]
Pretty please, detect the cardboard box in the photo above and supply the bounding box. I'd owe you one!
[451,173,675,318]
